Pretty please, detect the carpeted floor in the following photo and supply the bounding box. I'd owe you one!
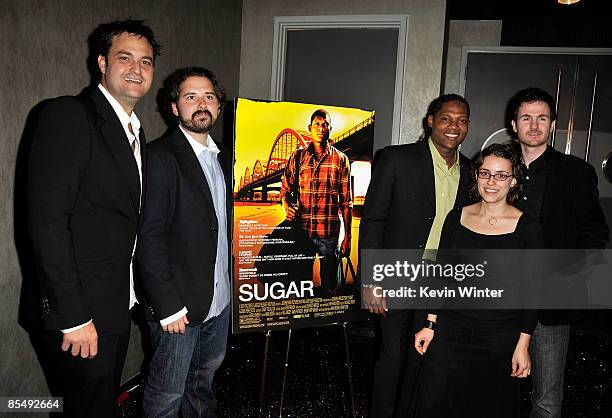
[117,311,612,417]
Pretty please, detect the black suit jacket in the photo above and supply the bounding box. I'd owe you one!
[522,146,609,325]
[136,128,232,325]
[27,87,145,336]
[360,140,471,251]
[537,147,608,250]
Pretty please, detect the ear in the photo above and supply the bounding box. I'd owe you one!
[97,55,106,75]
[308,124,312,131]
[214,102,222,118]
[510,177,517,188]
[511,120,517,133]
[428,115,434,128]
[171,102,179,118]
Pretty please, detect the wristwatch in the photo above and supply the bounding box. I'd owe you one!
[361,283,376,289]
[423,319,437,331]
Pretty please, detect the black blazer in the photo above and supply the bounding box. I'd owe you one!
[537,147,608,250]
[136,128,232,325]
[528,147,609,325]
[360,140,472,251]
[27,87,145,336]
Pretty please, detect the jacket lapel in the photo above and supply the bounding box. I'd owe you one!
[139,127,147,211]
[538,146,561,224]
[215,140,231,199]
[88,88,141,214]
[455,153,471,208]
[215,140,233,240]
[172,129,216,214]
[416,140,436,210]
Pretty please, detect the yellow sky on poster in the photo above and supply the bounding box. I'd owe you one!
[234,98,373,191]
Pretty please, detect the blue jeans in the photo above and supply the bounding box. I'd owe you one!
[143,305,229,418]
[529,322,570,418]
[312,236,340,291]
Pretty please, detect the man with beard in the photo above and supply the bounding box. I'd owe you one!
[137,67,231,416]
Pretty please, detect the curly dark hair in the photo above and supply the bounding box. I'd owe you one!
[156,67,226,126]
[468,142,523,204]
[91,19,161,62]
[86,19,161,86]
[419,93,470,141]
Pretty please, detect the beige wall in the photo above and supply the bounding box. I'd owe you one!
[1,0,450,398]
[239,0,447,144]
[443,20,502,94]
[1,0,242,396]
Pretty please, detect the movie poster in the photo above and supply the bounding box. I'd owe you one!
[232,98,374,333]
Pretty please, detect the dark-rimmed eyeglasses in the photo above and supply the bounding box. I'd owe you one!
[477,170,513,181]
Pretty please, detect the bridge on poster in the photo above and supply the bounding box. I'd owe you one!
[235,115,374,202]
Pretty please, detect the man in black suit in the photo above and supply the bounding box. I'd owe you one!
[360,94,472,417]
[27,20,160,417]
[508,87,609,418]
[136,67,231,416]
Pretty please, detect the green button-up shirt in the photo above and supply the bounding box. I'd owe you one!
[424,138,460,253]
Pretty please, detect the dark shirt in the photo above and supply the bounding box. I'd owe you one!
[431,207,543,334]
[514,145,609,325]
[515,146,552,219]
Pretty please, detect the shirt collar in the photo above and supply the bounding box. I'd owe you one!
[428,137,460,172]
[97,83,141,136]
[179,125,220,155]
[306,140,331,156]
[525,145,553,170]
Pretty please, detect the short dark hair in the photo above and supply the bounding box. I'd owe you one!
[92,19,161,62]
[468,142,523,204]
[157,67,226,126]
[420,94,470,141]
[507,87,557,123]
[310,109,331,125]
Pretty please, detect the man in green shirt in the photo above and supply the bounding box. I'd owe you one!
[361,94,472,417]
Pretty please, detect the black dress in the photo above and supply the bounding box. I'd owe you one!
[415,207,543,418]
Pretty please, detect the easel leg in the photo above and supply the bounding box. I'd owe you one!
[342,322,357,418]
[258,330,272,418]
[278,328,293,417]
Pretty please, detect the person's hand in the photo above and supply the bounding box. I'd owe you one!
[341,235,351,257]
[363,286,387,316]
[414,327,434,355]
[283,202,297,221]
[62,321,98,358]
[162,315,189,334]
[511,333,531,378]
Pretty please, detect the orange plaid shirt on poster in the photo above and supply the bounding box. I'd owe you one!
[280,143,352,239]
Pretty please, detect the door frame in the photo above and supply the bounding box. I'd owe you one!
[271,15,409,145]
[459,46,612,153]
[459,46,612,96]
